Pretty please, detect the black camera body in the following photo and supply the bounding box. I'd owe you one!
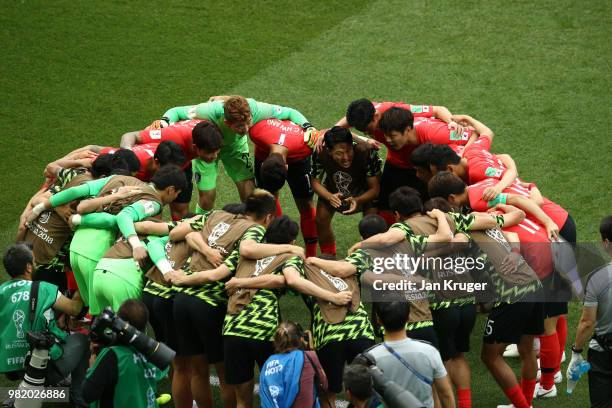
[353,352,425,408]
[90,307,175,370]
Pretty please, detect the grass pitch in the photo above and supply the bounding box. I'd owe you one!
[1,0,611,406]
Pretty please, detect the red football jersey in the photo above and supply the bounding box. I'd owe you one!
[100,143,158,181]
[414,118,473,146]
[248,119,312,164]
[462,136,507,184]
[371,102,434,169]
[489,209,554,279]
[139,119,200,161]
[468,178,569,229]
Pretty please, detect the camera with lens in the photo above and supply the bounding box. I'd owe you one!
[90,307,175,370]
[353,352,425,408]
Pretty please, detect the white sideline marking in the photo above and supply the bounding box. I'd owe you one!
[192,376,348,407]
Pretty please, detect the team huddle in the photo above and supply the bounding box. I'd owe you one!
[2,95,603,408]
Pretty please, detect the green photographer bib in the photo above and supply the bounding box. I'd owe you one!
[0,280,66,373]
[87,345,163,408]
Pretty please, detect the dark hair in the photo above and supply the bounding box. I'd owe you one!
[114,148,141,174]
[117,299,149,332]
[273,321,306,353]
[265,215,299,244]
[110,156,131,176]
[378,107,414,135]
[344,364,373,402]
[245,189,276,220]
[192,121,223,151]
[154,141,186,167]
[90,153,114,178]
[428,171,467,200]
[324,126,353,150]
[389,186,423,217]
[373,301,410,332]
[358,214,388,239]
[151,165,188,192]
[3,243,34,278]
[346,99,376,132]
[600,216,612,241]
[424,197,454,213]
[428,144,461,171]
[411,143,435,170]
[260,153,287,193]
[222,203,246,215]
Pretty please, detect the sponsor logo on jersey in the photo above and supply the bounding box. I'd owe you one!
[253,256,276,277]
[149,129,162,140]
[143,201,157,216]
[208,222,230,247]
[319,269,349,291]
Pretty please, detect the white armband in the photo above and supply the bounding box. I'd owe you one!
[156,259,173,276]
[128,235,144,249]
[32,203,46,217]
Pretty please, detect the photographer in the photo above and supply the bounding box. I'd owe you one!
[367,302,455,408]
[567,216,612,407]
[343,364,382,408]
[83,299,164,407]
[0,243,89,407]
[259,321,328,408]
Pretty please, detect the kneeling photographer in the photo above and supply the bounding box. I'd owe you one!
[0,243,89,407]
[83,299,175,408]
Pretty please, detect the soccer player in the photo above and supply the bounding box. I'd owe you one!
[248,118,319,256]
[337,99,463,224]
[428,172,566,406]
[311,126,382,257]
[151,95,314,212]
[156,190,299,408]
[218,216,352,408]
[120,120,224,219]
[29,167,186,307]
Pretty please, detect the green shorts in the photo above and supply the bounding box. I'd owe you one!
[91,258,143,314]
[69,252,99,306]
[192,139,253,191]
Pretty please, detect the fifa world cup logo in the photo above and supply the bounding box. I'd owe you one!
[333,171,352,197]
[13,309,26,339]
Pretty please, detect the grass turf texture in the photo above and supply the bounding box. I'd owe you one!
[1,0,610,406]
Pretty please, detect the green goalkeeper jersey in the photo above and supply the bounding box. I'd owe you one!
[163,98,309,149]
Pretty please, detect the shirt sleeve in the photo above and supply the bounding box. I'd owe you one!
[49,176,111,207]
[409,104,434,118]
[366,148,383,177]
[116,200,163,238]
[284,256,306,277]
[389,223,429,256]
[146,236,170,265]
[584,268,605,307]
[83,348,118,404]
[223,225,266,272]
[311,152,326,181]
[429,349,448,379]
[251,100,308,126]
[79,212,118,229]
[344,249,373,278]
[448,212,476,232]
[163,105,194,123]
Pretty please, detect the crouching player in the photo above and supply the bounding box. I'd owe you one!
[312,127,382,258]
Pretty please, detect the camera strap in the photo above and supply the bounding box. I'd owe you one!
[29,280,40,325]
[383,343,433,386]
